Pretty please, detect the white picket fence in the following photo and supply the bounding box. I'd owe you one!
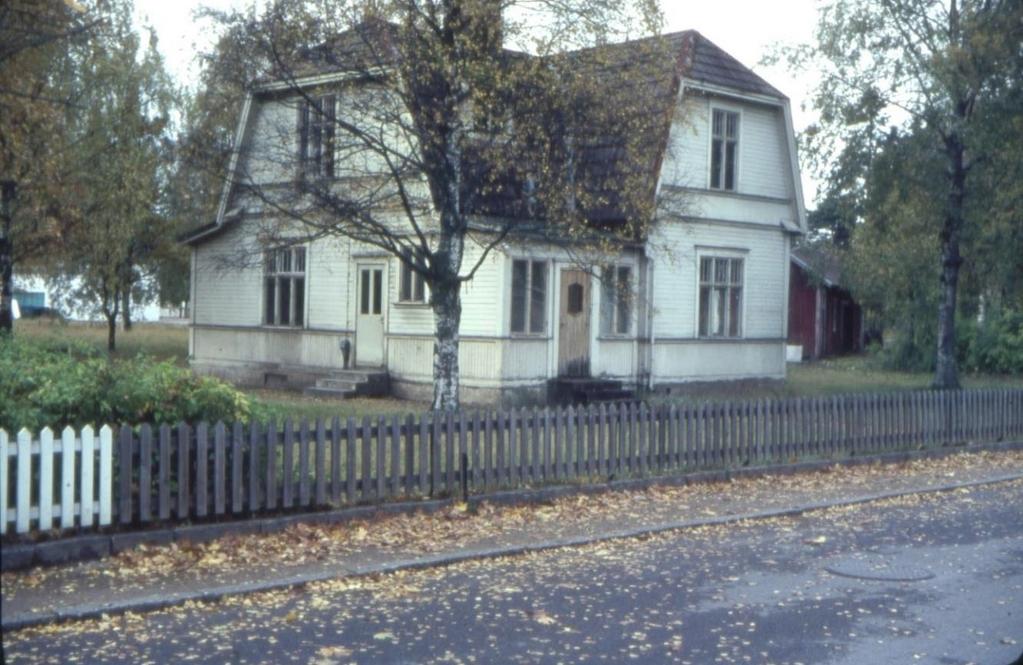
[1,426,114,535]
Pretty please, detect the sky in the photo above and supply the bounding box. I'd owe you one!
[134,0,823,202]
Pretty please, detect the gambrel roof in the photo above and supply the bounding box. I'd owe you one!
[183,25,802,245]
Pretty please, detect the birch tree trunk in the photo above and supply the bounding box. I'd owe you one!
[431,275,462,412]
[430,199,465,411]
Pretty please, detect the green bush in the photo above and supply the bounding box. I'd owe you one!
[878,308,1023,375]
[959,309,1023,374]
[0,335,250,431]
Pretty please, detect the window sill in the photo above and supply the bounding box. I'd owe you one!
[262,324,307,330]
[597,334,635,341]
[509,333,550,340]
[393,301,430,309]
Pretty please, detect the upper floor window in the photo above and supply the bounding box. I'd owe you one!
[600,265,632,335]
[399,254,427,303]
[298,95,335,179]
[265,246,306,326]
[510,259,547,334]
[710,108,739,191]
[698,256,743,338]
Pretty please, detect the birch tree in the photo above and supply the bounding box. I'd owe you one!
[205,0,678,410]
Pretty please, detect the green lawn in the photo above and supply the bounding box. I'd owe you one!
[12,318,189,364]
[11,319,1020,420]
[248,389,427,423]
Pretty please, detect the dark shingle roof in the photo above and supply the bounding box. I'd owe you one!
[678,31,786,99]
[235,24,788,229]
[792,245,848,288]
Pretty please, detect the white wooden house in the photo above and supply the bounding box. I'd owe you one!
[182,28,806,404]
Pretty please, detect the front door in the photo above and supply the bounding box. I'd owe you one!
[558,269,591,377]
[356,264,385,366]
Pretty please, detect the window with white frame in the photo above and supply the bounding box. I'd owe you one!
[264,247,306,326]
[698,256,743,337]
[298,95,335,179]
[510,259,547,334]
[398,254,426,303]
[600,265,632,335]
[710,108,739,191]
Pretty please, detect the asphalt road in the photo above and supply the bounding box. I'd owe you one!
[4,480,1022,665]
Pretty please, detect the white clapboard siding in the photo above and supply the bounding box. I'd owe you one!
[1,426,114,535]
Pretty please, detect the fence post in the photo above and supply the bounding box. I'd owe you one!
[298,419,311,507]
[195,423,208,518]
[98,425,113,527]
[159,424,172,520]
[139,424,153,522]
[248,419,261,512]
[406,414,418,496]
[81,425,95,528]
[38,427,54,531]
[60,427,76,529]
[233,421,245,513]
[346,416,357,504]
[118,425,133,525]
[177,422,191,518]
[331,416,343,503]
[377,415,387,499]
[16,429,33,533]
[315,418,327,506]
[391,415,402,498]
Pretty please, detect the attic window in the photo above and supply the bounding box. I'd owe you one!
[710,109,739,191]
[299,95,335,179]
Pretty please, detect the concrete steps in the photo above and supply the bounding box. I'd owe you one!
[549,377,636,405]
[303,369,389,400]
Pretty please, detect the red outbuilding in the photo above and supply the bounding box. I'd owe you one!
[788,247,863,360]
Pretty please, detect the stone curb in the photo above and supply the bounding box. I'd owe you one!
[3,443,1021,632]
[3,441,1020,574]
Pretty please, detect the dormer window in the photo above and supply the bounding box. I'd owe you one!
[298,95,335,179]
[710,108,739,191]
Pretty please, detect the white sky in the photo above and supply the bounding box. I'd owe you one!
[135,0,823,203]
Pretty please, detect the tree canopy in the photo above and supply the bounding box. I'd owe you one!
[783,0,1023,384]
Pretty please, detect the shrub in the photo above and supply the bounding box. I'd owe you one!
[0,335,250,431]
[960,308,1023,375]
[878,308,1023,376]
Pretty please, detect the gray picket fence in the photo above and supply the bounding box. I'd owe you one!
[3,388,1022,536]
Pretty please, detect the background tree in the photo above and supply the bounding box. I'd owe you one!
[200,0,674,410]
[55,0,175,351]
[783,0,1022,388]
[0,0,95,332]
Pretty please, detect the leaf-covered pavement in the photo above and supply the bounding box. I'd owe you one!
[4,478,1021,664]
[2,450,1021,628]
